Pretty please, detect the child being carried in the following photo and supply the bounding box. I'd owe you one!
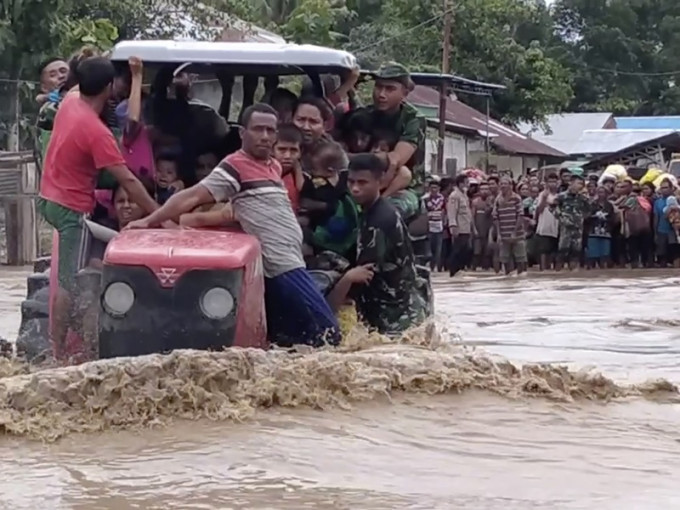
[299,141,358,258]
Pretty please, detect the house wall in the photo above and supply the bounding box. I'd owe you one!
[468,152,540,178]
[424,127,470,176]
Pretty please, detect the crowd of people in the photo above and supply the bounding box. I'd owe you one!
[35,47,433,351]
[424,167,680,276]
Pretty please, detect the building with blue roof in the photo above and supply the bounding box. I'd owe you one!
[615,117,680,130]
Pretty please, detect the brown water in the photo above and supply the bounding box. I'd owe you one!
[1,270,680,509]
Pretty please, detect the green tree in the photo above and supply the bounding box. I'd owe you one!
[281,0,352,45]
[0,0,258,149]
[345,0,573,124]
[552,0,680,115]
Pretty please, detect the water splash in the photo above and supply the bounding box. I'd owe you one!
[0,321,676,442]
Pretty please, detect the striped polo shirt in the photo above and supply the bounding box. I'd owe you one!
[493,192,524,240]
[200,150,305,278]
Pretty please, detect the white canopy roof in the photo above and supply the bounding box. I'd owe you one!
[110,40,356,70]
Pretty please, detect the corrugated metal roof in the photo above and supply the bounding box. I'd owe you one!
[569,129,676,155]
[615,116,680,130]
[409,86,564,157]
[517,112,614,153]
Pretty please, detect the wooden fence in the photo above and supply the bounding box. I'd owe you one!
[0,151,39,266]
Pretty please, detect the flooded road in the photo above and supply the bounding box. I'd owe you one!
[1,270,679,509]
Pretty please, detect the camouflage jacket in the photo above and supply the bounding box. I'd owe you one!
[356,102,426,190]
[354,197,428,335]
[35,100,61,169]
[554,191,591,231]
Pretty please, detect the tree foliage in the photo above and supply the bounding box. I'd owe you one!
[345,0,573,124]
[552,0,680,115]
[5,0,680,149]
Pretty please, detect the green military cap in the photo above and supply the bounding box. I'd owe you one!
[370,62,413,89]
[568,167,585,180]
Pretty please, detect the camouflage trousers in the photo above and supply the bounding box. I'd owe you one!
[387,189,420,222]
[369,293,429,337]
[558,227,584,258]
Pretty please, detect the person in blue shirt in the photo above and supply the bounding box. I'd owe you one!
[653,178,678,266]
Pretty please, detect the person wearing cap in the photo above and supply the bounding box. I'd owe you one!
[558,167,572,193]
[346,62,426,221]
[552,172,591,270]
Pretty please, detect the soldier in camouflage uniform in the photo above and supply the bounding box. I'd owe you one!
[553,172,591,268]
[335,153,430,335]
[35,58,70,169]
[350,62,427,222]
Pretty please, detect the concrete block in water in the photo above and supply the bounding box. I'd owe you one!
[17,271,51,363]
[15,318,50,363]
[33,256,51,274]
[26,272,50,299]
[0,337,11,358]
[20,298,49,328]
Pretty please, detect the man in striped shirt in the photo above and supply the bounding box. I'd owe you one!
[126,103,340,348]
[492,176,527,275]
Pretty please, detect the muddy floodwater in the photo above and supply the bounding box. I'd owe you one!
[1,269,679,509]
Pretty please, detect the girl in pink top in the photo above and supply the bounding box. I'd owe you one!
[95,57,155,217]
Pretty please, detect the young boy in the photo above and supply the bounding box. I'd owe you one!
[195,149,220,182]
[337,109,373,153]
[273,124,304,213]
[155,150,185,204]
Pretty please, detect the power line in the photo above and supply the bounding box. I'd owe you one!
[350,8,455,55]
[593,68,680,77]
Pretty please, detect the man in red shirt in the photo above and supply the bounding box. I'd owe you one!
[39,56,159,349]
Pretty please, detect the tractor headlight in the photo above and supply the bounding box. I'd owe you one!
[103,282,135,316]
[199,287,234,320]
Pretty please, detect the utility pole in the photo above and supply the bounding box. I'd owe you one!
[437,0,452,176]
